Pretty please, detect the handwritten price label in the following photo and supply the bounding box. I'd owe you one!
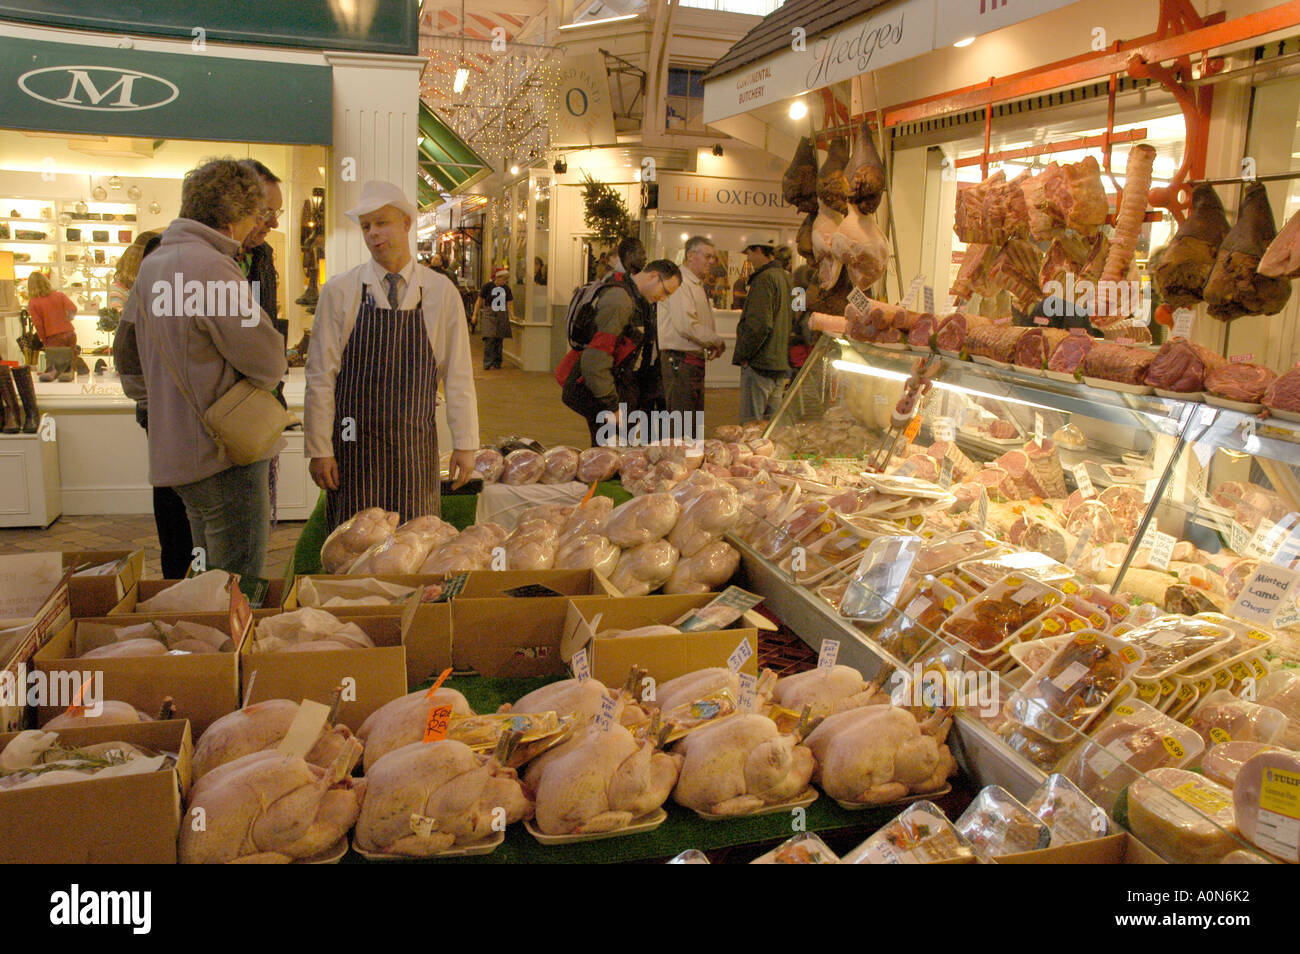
[1147,530,1176,571]
[738,672,757,712]
[422,704,453,743]
[1073,464,1096,499]
[1171,309,1195,339]
[572,647,591,682]
[899,275,924,309]
[595,694,618,730]
[932,417,955,442]
[727,638,754,672]
[818,639,840,670]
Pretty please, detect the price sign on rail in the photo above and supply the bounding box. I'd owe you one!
[1072,464,1096,499]
[1171,309,1195,339]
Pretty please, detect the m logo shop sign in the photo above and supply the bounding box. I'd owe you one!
[18,66,179,112]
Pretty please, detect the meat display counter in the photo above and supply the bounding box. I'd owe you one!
[724,332,1300,863]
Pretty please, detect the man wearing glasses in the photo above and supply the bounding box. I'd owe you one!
[236,159,286,343]
[658,236,725,440]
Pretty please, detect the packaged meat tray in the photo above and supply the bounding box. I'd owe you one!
[1009,634,1071,673]
[913,530,1007,575]
[955,552,1075,590]
[939,574,1066,655]
[1059,700,1204,810]
[1184,690,1288,750]
[1232,748,1300,861]
[1058,580,1130,627]
[1004,630,1144,743]
[1202,741,1283,789]
[870,579,965,662]
[1128,767,1239,864]
[840,535,923,623]
[746,497,833,560]
[1255,670,1300,749]
[843,801,978,864]
[1026,773,1109,845]
[954,785,1051,860]
[774,515,872,586]
[751,831,840,864]
[1112,615,1236,681]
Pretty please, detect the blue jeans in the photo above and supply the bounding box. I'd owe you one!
[173,459,271,579]
[740,366,786,423]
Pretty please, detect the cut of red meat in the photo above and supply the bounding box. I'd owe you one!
[1014,328,1071,370]
[1143,339,1226,392]
[987,420,1018,440]
[1047,333,1095,374]
[995,449,1044,497]
[1263,367,1300,413]
[967,325,1030,362]
[934,311,992,352]
[1099,485,1144,540]
[1234,489,1288,531]
[1080,342,1154,385]
[908,313,937,348]
[1211,480,1248,510]
[1066,499,1117,546]
[975,467,1018,502]
[1205,363,1277,404]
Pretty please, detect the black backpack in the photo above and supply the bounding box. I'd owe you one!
[564,273,621,350]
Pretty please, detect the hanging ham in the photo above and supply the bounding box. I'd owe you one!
[782,137,819,215]
[817,137,851,215]
[1153,184,1231,308]
[1203,182,1292,320]
[846,123,887,215]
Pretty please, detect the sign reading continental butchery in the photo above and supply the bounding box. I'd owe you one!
[656,173,803,221]
[703,0,934,123]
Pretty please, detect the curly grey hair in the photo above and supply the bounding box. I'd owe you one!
[180,158,264,231]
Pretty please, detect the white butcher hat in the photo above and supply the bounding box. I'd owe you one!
[345,180,417,223]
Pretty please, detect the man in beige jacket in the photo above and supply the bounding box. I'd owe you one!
[658,236,725,439]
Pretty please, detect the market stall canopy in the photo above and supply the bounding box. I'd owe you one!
[417,103,492,208]
[702,0,1082,125]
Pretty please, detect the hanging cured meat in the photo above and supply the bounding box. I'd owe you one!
[796,211,816,261]
[811,202,843,289]
[1153,184,1231,308]
[1021,157,1108,241]
[1259,206,1300,278]
[783,137,820,215]
[846,124,887,215]
[951,244,991,301]
[955,170,1030,246]
[1095,144,1157,326]
[986,239,1045,311]
[1203,182,1292,320]
[817,137,851,215]
[833,205,889,291]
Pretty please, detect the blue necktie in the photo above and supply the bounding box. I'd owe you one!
[384,273,401,310]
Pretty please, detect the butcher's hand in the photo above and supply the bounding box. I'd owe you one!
[310,457,340,491]
[448,449,477,490]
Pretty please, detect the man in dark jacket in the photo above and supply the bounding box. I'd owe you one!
[561,259,681,445]
[733,240,793,422]
[236,160,284,343]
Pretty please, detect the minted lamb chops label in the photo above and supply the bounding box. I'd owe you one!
[1050,661,1091,692]
[1072,464,1096,499]
[1232,564,1300,627]
[818,638,840,670]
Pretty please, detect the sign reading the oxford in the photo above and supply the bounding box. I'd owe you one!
[657,174,802,221]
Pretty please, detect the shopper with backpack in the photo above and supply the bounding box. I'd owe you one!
[556,259,681,446]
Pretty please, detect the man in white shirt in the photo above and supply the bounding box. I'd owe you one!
[305,180,479,531]
[657,236,725,439]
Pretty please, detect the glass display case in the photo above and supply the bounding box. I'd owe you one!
[725,332,1299,862]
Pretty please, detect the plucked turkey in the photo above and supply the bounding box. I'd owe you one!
[771,665,887,718]
[803,704,956,805]
[672,714,815,816]
[356,687,474,771]
[192,699,360,780]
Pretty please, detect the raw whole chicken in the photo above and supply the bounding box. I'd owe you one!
[803,705,956,805]
[192,700,360,780]
[320,507,399,573]
[576,447,620,483]
[653,667,776,715]
[419,523,507,573]
[396,514,459,548]
[501,449,545,485]
[832,205,889,292]
[507,678,613,723]
[504,528,558,571]
[668,486,741,556]
[609,540,679,596]
[43,700,153,730]
[663,541,740,595]
[553,534,620,576]
[348,530,435,575]
[531,723,681,834]
[672,714,815,816]
[473,448,505,483]
[540,446,581,484]
[354,738,531,855]
[603,493,681,548]
[560,496,613,541]
[771,665,887,718]
[357,688,475,771]
[178,744,364,863]
[81,638,170,659]
[668,469,719,509]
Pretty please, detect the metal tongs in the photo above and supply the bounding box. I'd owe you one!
[866,356,942,472]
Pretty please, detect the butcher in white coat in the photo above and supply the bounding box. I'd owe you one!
[305,180,479,531]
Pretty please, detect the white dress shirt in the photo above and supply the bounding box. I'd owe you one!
[658,265,724,354]
[304,256,480,459]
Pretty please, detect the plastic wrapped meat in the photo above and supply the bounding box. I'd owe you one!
[504,531,558,571]
[501,449,545,485]
[559,496,613,542]
[349,531,437,576]
[663,541,740,595]
[609,540,680,597]
[1235,749,1300,861]
[1128,767,1237,864]
[668,469,720,510]
[701,440,733,469]
[320,507,400,573]
[603,493,682,548]
[396,515,460,550]
[553,534,620,576]
[576,447,620,483]
[473,448,505,483]
[539,446,581,484]
[668,487,741,557]
[1186,690,1287,749]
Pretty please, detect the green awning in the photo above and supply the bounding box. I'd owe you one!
[417,103,491,207]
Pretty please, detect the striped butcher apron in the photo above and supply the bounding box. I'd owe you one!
[325,284,439,532]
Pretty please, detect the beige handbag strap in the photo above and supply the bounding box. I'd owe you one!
[149,325,223,441]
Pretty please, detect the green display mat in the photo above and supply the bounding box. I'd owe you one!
[339,673,974,864]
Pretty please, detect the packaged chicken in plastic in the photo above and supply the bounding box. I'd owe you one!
[1127,767,1238,864]
[840,536,923,623]
[559,495,613,543]
[1025,774,1109,845]
[610,540,680,597]
[668,486,741,557]
[745,492,832,560]
[77,618,233,658]
[320,507,400,573]
[500,449,545,485]
[1059,700,1204,810]
[135,570,233,614]
[604,493,682,548]
[1185,690,1288,750]
[1255,670,1300,749]
[955,551,1075,590]
[473,448,505,483]
[553,534,620,576]
[954,785,1052,860]
[349,531,436,576]
[844,801,978,864]
[869,579,963,662]
[914,531,1008,576]
[539,445,581,484]
[940,574,1066,656]
[775,517,872,587]
[1112,614,1236,681]
[751,832,840,864]
[576,446,620,484]
[663,541,740,595]
[252,608,375,653]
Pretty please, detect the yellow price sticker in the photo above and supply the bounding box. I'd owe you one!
[1209,727,1232,745]
[1114,604,1130,620]
[1177,684,1195,701]
[1251,658,1269,678]
[1215,670,1234,689]
[1076,631,1098,645]
[1115,704,1135,716]
[1138,682,1160,701]
[1160,678,1177,695]
[1162,736,1186,760]
[1090,613,1107,629]
[1247,630,1269,642]
[1069,619,1086,631]
[1172,780,1232,816]
[1119,645,1139,663]
[1062,581,1079,594]
[1195,677,1215,695]
[1230,662,1252,681]
[942,596,956,611]
[1042,618,1061,634]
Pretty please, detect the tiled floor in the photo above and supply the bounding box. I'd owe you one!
[0,337,742,578]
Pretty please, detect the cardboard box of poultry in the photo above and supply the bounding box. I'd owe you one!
[31,608,252,735]
[62,550,145,617]
[0,719,192,864]
[561,594,772,687]
[111,577,286,614]
[458,568,621,599]
[241,613,409,731]
[0,579,73,733]
[451,596,575,678]
[998,833,1166,864]
[278,574,451,688]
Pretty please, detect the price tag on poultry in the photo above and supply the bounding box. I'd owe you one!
[1072,464,1096,499]
[572,647,591,682]
[595,694,617,730]
[727,638,753,673]
[423,704,453,743]
[818,639,840,670]
[738,672,757,712]
[278,699,331,758]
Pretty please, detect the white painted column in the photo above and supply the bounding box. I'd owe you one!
[323,52,425,274]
